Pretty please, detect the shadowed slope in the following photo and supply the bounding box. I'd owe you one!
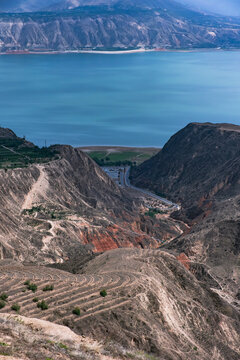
[131,122,240,209]
[131,122,240,308]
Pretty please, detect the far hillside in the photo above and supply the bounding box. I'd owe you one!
[0,128,58,169]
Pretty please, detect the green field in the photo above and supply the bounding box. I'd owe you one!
[0,138,58,170]
[80,147,160,166]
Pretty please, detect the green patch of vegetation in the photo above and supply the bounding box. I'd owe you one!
[58,342,68,350]
[33,297,39,302]
[72,307,81,316]
[24,280,30,286]
[42,284,54,292]
[27,283,38,293]
[156,191,167,198]
[51,212,56,219]
[0,301,6,309]
[126,352,135,359]
[0,137,59,170]
[23,205,67,221]
[145,208,165,218]
[145,354,159,360]
[46,358,53,360]
[37,300,48,310]
[100,289,107,297]
[46,340,54,345]
[193,346,198,351]
[91,151,133,167]
[23,206,42,215]
[88,148,159,167]
[0,293,8,301]
[0,343,9,347]
[11,303,20,312]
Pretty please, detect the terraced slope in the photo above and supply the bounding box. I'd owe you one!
[0,263,133,324]
[0,249,239,360]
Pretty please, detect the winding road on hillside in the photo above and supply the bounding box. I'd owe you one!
[123,166,181,210]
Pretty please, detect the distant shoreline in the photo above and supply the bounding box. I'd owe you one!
[0,48,152,55]
[1,47,240,55]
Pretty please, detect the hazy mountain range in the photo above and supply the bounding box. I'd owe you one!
[178,0,240,16]
[0,0,240,52]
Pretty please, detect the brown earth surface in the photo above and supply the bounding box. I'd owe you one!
[0,248,239,360]
[0,128,183,263]
[131,122,240,309]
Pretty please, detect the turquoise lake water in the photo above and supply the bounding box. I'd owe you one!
[0,51,240,147]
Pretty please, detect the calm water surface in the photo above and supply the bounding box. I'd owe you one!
[0,51,240,147]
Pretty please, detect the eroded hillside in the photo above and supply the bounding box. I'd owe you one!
[1,0,240,52]
[131,123,240,209]
[131,122,240,309]
[0,128,183,263]
[0,248,239,360]
[0,124,239,359]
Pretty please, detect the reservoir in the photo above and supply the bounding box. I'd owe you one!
[1,51,240,147]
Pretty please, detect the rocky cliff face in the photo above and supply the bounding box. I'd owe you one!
[1,1,240,51]
[131,122,240,309]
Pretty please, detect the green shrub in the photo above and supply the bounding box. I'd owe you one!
[100,289,107,297]
[27,283,37,292]
[72,307,81,316]
[0,293,8,301]
[58,343,68,349]
[144,208,164,218]
[32,297,39,303]
[37,300,48,310]
[0,301,5,309]
[42,284,54,292]
[24,280,30,286]
[11,304,20,312]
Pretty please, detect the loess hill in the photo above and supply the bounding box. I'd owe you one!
[0,127,182,263]
[0,123,239,359]
[0,248,239,359]
[131,122,240,309]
